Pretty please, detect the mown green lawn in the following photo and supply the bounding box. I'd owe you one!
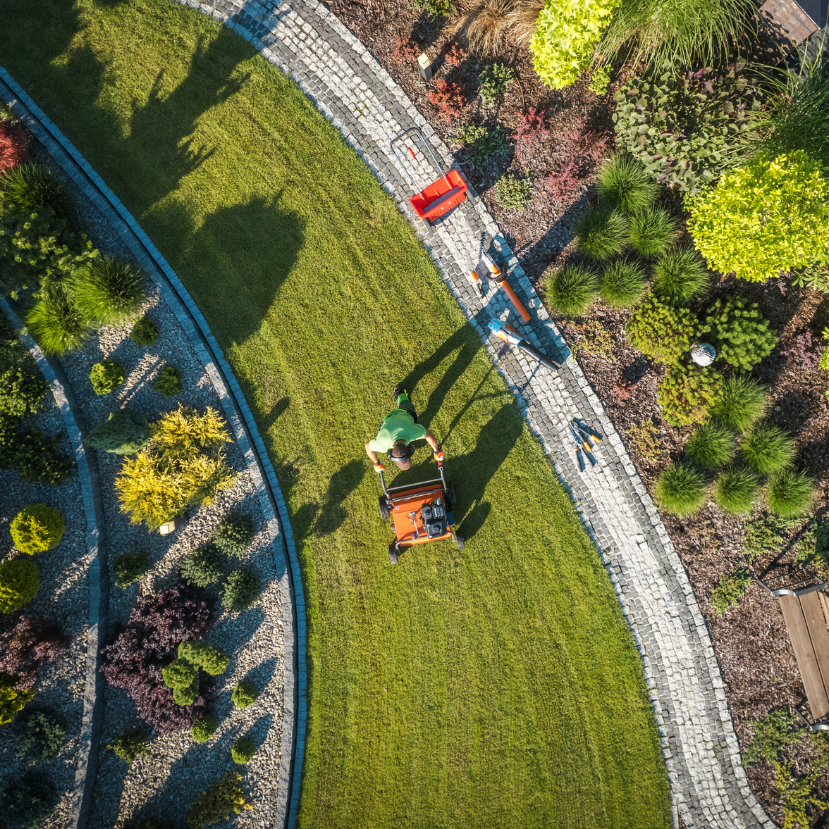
[0,1,671,826]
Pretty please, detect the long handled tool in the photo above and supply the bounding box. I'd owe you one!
[574,419,602,444]
[488,319,559,372]
[485,255,532,322]
[568,424,597,467]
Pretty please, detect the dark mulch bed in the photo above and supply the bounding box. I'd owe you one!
[324,0,829,820]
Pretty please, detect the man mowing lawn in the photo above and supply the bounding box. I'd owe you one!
[365,386,442,472]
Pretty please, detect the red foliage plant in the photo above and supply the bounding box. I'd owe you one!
[100,579,212,733]
[426,79,465,123]
[0,121,28,175]
[392,34,419,66]
[545,116,610,201]
[0,615,68,690]
[512,107,550,163]
[441,41,466,68]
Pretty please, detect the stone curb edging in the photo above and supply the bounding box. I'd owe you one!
[0,69,305,829]
[0,300,108,829]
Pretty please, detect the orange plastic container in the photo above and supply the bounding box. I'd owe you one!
[409,168,468,222]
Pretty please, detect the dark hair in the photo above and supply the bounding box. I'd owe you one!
[390,442,410,459]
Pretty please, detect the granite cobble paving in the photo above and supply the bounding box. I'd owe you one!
[164,1,777,827]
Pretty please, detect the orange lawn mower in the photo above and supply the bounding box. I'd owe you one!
[377,454,463,565]
[391,127,468,230]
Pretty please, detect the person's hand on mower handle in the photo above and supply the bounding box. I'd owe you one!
[433,448,444,461]
[373,462,385,473]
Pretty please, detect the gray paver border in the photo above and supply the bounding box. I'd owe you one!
[0,300,107,829]
[0,68,304,829]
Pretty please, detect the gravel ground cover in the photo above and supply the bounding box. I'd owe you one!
[0,380,88,829]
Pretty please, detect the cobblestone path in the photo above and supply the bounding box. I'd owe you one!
[184,1,770,825]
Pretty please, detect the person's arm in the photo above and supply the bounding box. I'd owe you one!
[365,441,385,471]
[424,430,442,455]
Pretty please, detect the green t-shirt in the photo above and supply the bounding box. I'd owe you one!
[368,410,427,453]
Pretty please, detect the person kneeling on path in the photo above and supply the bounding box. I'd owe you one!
[364,386,443,472]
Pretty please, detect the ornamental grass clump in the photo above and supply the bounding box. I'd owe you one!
[598,259,647,308]
[89,360,125,395]
[0,161,73,219]
[12,709,66,762]
[86,409,150,455]
[657,362,722,427]
[213,512,256,558]
[26,285,89,357]
[685,421,734,469]
[741,423,795,475]
[115,406,234,531]
[628,206,676,257]
[626,293,698,364]
[767,469,815,517]
[232,737,255,765]
[714,466,760,515]
[546,264,598,316]
[10,504,64,554]
[113,552,150,588]
[652,248,709,305]
[232,681,258,709]
[710,374,767,432]
[654,461,706,515]
[71,256,147,327]
[700,295,777,371]
[574,205,628,259]
[597,155,658,215]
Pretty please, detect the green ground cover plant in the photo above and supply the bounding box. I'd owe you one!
[479,62,514,106]
[654,461,706,515]
[710,567,751,616]
[599,259,647,308]
[186,772,251,829]
[743,513,805,565]
[0,674,35,725]
[625,293,697,364]
[775,759,827,829]
[0,366,48,418]
[597,155,658,215]
[0,772,57,829]
[10,504,64,554]
[495,173,531,212]
[12,709,66,762]
[574,204,628,259]
[454,125,509,170]
[685,421,733,469]
[714,466,760,515]
[651,249,708,305]
[744,707,804,764]
[711,375,766,433]
[1,4,671,825]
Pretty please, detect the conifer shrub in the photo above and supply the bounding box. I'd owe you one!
[180,543,224,588]
[177,642,230,676]
[767,469,815,517]
[186,772,251,829]
[86,409,150,455]
[598,259,647,308]
[10,504,64,554]
[479,62,514,106]
[163,642,229,706]
[89,360,125,395]
[212,513,256,558]
[574,205,628,259]
[11,427,73,486]
[0,366,48,418]
[154,365,183,397]
[0,674,35,725]
[652,248,709,305]
[0,161,73,218]
[232,737,255,765]
[13,709,66,761]
[0,560,40,614]
[685,421,734,469]
[626,293,698,364]
[741,423,795,475]
[221,570,262,613]
[109,728,149,765]
[113,552,151,588]
[0,771,57,829]
[710,374,767,433]
[191,713,218,743]
[597,155,658,214]
[26,285,90,357]
[454,125,510,170]
[545,263,598,316]
[628,206,676,257]
[699,295,777,371]
[714,466,760,515]
[232,681,258,709]
[130,315,159,347]
[0,615,67,689]
[71,256,146,327]
[657,362,722,427]
[654,461,706,515]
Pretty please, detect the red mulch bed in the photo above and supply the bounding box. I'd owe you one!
[323,0,829,821]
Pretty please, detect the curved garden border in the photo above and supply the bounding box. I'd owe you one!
[0,300,107,829]
[0,70,304,829]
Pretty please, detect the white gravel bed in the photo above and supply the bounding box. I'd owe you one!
[0,387,89,829]
[34,142,286,827]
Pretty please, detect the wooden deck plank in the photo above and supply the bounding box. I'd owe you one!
[779,594,829,720]
[801,591,829,719]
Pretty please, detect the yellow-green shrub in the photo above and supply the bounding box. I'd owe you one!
[688,151,829,282]
[530,0,621,90]
[0,673,35,725]
[10,504,65,554]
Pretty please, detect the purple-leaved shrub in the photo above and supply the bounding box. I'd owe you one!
[0,615,67,690]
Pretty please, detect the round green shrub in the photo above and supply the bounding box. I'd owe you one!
[178,642,229,676]
[654,461,707,516]
[714,467,760,515]
[71,256,147,327]
[741,423,795,475]
[13,709,66,762]
[191,714,218,743]
[86,409,150,454]
[598,259,647,309]
[685,421,734,469]
[221,570,262,613]
[232,681,258,709]
[574,205,629,260]
[109,728,149,765]
[628,206,676,257]
[0,675,35,726]
[652,248,709,305]
[597,155,659,215]
[231,737,255,765]
[113,552,151,588]
[710,374,767,433]
[657,362,722,428]
[213,513,256,558]
[0,560,40,614]
[130,316,159,347]
[767,469,815,517]
[545,264,598,316]
[89,360,125,396]
[0,367,49,419]
[626,293,699,365]
[700,295,777,371]
[26,287,89,357]
[0,771,57,829]
[0,161,73,218]
[154,365,182,397]
[180,543,224,588]
[10,504,65,555]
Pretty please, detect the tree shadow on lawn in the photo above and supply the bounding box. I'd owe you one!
[292,458,366,542]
